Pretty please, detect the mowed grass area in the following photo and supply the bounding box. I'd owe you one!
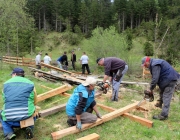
[0,63,180,140]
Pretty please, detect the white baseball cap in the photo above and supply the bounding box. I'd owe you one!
[82,77,97,86]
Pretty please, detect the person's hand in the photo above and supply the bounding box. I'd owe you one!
[76,121,82,130]
[96,113,102,119]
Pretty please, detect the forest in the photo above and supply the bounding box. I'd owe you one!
[0,0,180,64]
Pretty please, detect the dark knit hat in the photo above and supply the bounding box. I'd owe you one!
[96,58,102,64]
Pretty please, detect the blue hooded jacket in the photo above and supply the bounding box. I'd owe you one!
[66,84,95,116]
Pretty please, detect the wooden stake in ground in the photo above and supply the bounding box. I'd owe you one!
[51,101,146,140]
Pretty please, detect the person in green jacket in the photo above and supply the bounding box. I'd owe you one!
[0,68,37,140]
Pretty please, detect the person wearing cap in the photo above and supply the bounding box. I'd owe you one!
[80,52,91,74]
[66,77,101,130]
[71,51,76,70]
[43,53,51,65]
[35,52,42,69]
[97,57,128,102]
[0,68,37,139]
[141,56,179,120]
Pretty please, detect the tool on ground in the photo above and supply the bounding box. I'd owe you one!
[137,90,154,106]
[96,82,110,94]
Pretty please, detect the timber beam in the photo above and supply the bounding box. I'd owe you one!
[51,101,146,140]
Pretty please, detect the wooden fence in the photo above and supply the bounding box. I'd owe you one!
[2,56,35,67]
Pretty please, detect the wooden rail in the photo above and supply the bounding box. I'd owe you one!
[2,56,35,67]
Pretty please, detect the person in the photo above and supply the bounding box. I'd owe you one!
[0,68,37,139]
[80,52,91,74]
[71,51,76,70]
[57,52,68,70]
[141,56,179,120]
[97,57,128,102]
[35,52,42,69]
[43,53,51,65]
[66,77,101,130]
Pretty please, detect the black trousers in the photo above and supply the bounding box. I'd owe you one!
[72,61,76,70]
[82,64,90,74]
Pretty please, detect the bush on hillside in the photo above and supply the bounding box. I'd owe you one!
[144,42,154,56]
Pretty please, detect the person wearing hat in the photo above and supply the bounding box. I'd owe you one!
[0,68,37,139]
[141,56,179,120]
[71,51,76,70]
[96,57,128,102]
[35,52,42,69]
[43,53,51,65]
[66,77,101,130]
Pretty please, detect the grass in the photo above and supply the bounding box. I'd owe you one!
[0,32,180,139]
[0,63,180,140]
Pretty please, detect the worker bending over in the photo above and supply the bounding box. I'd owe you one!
[142,56,179,120]
[66,77,101,130]
[97,57,128,102]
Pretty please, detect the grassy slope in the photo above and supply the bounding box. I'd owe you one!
[0,33,180,140]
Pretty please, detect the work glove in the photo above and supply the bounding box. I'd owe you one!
[96,113,102,119]
[76,121,82,130]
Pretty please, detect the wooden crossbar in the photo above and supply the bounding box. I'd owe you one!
[97,103,153,128]
[51,101,146,140]
[37,85,73,102]
[41,62,73,74]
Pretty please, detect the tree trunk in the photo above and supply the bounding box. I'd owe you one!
[16,27,18,57]
[118,14,121,33]
[31,37,33,55]
[55,13,57,32]
[130,13,133,29]
[59,20,62,32]
[38,10,41,30]
[122,11,125,31]
[43,7,46,32]
[154,13,158,57]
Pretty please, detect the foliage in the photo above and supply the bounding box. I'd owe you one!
[143,41,154,56]
[81,26,128,60]
[0,0,35,56]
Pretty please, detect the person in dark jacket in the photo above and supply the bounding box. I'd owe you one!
[141,56,179,120]
[66,77,101,130]
[71,51,76,70]
[97,57,128,102]
[0,68,37,139]
[57,51,68,70]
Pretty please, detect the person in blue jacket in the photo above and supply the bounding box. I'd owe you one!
[142,56,179,120]
[66,77,101,130]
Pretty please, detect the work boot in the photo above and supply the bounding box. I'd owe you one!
[155,101,163,108]
[67,119,75,126]
[153,114,168,120]
[4,133,16,140]
[25,127,33,139]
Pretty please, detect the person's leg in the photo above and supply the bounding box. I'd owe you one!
[161,81,176,117]
[72,61,75,70]
[155,90,163,108]
[153,81,176,120]
[0,120,20,139]
[82,64,85,74]
[57,61,62,69]
[80,112,97,124]
[112,65,128,101]
[86,64,91,74]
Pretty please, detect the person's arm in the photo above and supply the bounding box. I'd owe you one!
[75,92,88,120]
[103,75,109,83]
[150,65,161,91]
